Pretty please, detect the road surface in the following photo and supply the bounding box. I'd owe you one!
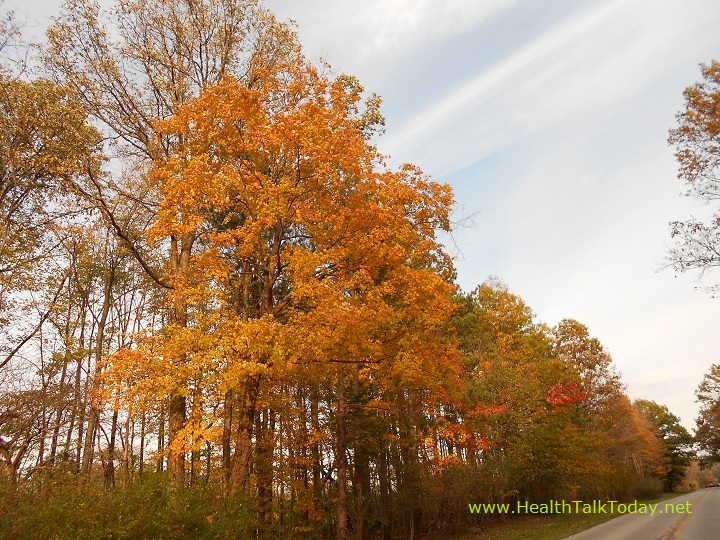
[565,488,720,539]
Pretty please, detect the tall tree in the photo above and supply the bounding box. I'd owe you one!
[667,60,720,291]
[0,77,102,370]
[44,0,299,487]
[695,364,720,466]
[100,51,454,515]
[453,281,575,502]
[553,318,624,417]
[635,399,693,491]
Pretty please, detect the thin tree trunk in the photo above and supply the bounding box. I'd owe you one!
[352,365,369,540]
[257,407,275,526]
[139,410,145,475]
[82,265,114,472]
[222,390,233,496]
[167,393,186,489]
[190,446,197,486]
[166,233,193,489]
[157,405,165,473]
[50,357,69,462]
[105,407,119,488]
[65,302,88,461]
[122,414,132,482]
[75,399,84,473]
[299,395,310,522]
[399,392,420,539]
[205,441,212,485]
[311,387,323,539]
[337,369,348,540]
[379,441,392,540]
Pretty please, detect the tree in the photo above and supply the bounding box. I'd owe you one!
[44,7,456,537]
[121,59,453,517]
[667,60,720,291]
[635,399,693,491]
[0,77,102,370]
[44,0,301,488]
[453,281,586,502]
[81,37,456,535]
[551,319,659,496]
[553,318,624,417]
[695,364,720,466]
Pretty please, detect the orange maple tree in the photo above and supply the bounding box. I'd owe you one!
[105,50,456,506]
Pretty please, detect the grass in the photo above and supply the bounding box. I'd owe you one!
[445,492,688,540]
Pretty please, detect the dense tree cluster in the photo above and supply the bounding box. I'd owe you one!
[0,1,697,538]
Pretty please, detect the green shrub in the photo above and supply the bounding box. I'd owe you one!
[632,477,664,500]
[0,473,257,540]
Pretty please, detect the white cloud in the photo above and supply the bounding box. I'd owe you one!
[267,0,520,76]
[361,0,520,56]
[381,0,713,176]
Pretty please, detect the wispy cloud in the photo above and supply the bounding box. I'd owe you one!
[268,0,520,71]
[381,0,703,175]
[361,0,520,56]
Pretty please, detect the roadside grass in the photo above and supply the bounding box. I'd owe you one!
[447,492,689,540]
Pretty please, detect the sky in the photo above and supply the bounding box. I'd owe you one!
[8,0,720,429]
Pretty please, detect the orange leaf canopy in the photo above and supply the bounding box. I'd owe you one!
[144,53,455,393]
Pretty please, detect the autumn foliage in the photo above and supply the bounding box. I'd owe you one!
[0,2,693,539]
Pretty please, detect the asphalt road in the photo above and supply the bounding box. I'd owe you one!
[565,489,720,539]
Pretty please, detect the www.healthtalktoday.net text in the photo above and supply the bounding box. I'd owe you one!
[468,500,692,517]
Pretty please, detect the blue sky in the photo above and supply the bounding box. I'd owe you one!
[10,0,720,429]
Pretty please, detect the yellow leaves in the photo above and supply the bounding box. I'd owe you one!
[0,78,103,301]
[0,77,102,172]
[103,43,459,472]
[221,315,281,387]
[101,313,285,410]
[168,418,222,454]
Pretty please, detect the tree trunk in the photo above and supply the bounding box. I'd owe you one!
[82,265,114,472]
[139,410,145,475]
[167,393,186,489]
[121,414,132,482]
[105,407,118,488]
[399,392,420,539]
[190,446,198,486]
[336,370,348,540]
[65,300,88,463]
[379,442,392,540]
[311,387,323,539]
[156,405,165,473]
[74,358,88,473]
[205,441,212,485]
[257,407,275,527]
[352,366,369,540]
[228,374,260,497]
[165,233,194,489]
[49,356,69,462]
[222,390,233,496]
